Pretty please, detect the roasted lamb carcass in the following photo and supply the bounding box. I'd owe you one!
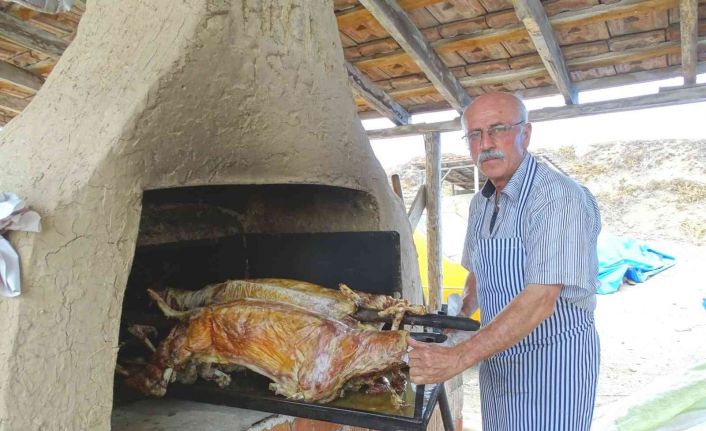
[156,278,425,329]
[124,292,409,404]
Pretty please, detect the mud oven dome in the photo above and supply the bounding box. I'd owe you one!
[0,1,441,430]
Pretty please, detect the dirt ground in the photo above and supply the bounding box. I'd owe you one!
[455,140,706,430]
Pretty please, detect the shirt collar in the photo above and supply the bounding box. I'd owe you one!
[480,152,532,202]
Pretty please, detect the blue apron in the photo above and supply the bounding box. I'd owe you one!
[472,157,599,431]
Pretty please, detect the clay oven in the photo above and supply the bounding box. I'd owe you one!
[0,1,422,429]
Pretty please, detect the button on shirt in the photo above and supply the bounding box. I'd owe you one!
[461,153,602,312]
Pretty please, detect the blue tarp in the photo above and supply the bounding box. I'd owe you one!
[597,232,676,295]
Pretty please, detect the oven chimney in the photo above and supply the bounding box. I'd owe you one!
[0,1,421,428]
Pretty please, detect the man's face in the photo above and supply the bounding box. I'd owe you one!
[463,95,531,186]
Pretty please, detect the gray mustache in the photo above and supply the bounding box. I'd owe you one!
[478,150,505,163]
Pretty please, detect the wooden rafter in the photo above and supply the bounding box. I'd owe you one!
[679,0,699,85]
[345,61,410,125]
[351,0,677,70]
[518,62,706,99]
[0,93,30,114]
[358,0,471,112]
[512,0,577,104]
[367,83,706,139]
[359,62,706,117]
[383,37,706,99]
[0,11,69,60]
[0,61,43,93]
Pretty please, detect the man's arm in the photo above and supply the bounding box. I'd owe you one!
[408,282,561,384]
[458,272,478,318]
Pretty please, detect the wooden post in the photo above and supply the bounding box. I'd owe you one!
[391,174,404,200]
[679,0,699,85]
[424,132,443,312]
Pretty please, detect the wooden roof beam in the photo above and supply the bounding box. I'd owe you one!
[345,61,410,125]
[385,37,706,99]
[352,0,677,70]
[513,0,577,104]
[0,93,30,114]
[358,62,706,119]
[518,62,706,99]
[358,0,471,112]
[679,0,699,85]
[0,11,69,60]
[367,83,706,139]
[0,61,44,93]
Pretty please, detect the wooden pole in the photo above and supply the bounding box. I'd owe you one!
[424,131,443,312]
[679,0,699,85]
[391,174,404,200]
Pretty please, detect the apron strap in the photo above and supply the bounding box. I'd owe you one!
[514,155,538,238]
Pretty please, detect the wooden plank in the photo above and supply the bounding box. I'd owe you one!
[0,92,29,114]
[530,83,706,121]
[345,61,410,125]
[391,174,404,199]
[385,38,706,99]
[517,61,706,98]
[368,82,706,138]
[352,0,677,70]
[424,131,443,312]
[0,61,43,93]
[0,12,69,60]
[363,61,706,116]
[336,0,444,28]
[513,0,578,104]
[679,0,699,84]
[367,118,461,139]
[359,0,471,112]
[408,185,427,229]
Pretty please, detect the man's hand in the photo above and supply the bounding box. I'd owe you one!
[406,336,468,384]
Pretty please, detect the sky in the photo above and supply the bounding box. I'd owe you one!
[364,74,706,169]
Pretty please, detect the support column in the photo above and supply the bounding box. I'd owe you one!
[424,131,442,312]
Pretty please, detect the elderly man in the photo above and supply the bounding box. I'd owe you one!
[407,93,601,430]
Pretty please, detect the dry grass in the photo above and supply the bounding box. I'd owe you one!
[666,179,706,203]
[680,220,706,243]
[538,139,706,245]
[557,145,577,160]
[571,162,610,183]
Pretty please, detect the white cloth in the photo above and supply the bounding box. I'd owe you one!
[0,192,41,297]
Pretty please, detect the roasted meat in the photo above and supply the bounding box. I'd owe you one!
[157,278,426,329]
[124,293,409,404]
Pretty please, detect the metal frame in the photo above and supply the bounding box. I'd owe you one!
[165,377,445,431]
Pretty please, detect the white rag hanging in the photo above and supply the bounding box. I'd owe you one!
[0,192,41,297]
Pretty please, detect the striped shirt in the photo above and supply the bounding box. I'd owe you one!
[461,152,601,312]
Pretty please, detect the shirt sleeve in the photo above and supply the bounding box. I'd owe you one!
[523,192,598,289]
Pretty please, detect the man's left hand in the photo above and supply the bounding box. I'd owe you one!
[406,336,468,384]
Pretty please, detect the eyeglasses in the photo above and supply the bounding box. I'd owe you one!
[463,120,526,143]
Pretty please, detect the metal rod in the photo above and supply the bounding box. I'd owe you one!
[439,384,455,431]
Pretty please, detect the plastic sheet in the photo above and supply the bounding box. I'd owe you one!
[592,363,706,431]
[597,232,676,295]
